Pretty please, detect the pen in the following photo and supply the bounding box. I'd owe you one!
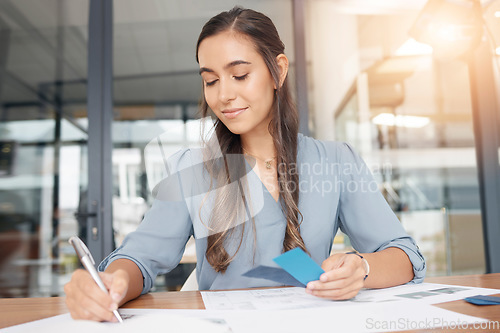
[69,236,124,323]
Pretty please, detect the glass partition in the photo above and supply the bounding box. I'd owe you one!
[335,57,485,277]
[0,0,89,297]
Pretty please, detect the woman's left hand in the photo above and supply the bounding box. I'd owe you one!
[305,253,367,300]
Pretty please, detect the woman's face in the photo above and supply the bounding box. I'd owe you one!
[197,31,276,136]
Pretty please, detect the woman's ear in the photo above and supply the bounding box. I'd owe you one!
[275,54,289,89]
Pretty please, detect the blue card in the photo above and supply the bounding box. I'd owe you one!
[273,248,325,286]
[465,295,500,305]
[242,265,305,287]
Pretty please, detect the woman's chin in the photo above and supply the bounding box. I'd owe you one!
[222,122,249,135]
[219,116,271,136]
[226,126,247,135]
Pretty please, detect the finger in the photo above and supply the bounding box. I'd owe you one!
[307,267,362,292]
[66,295,107,322]
[107,271,129,304]
[319,255,363,282]
[69,270,118,321]
[100,271,128,304]
[77,272,117,308]
[307,264,365,294]
[78,295,118,322]
[72,286,117,322]
[100,271,114,289]
[321,254,345,271]
[307,276,351,291]
[318,264,353,283]
[307,279,364,300]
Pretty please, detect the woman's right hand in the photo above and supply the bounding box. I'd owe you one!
[64,268,129,322]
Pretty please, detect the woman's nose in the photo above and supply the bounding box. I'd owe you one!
[218,80,236,103]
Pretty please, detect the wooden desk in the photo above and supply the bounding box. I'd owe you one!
[1,273,499,331]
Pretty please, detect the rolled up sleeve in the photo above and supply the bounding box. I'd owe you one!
[98,199,193,294]
[335,142,426,283]
[98,149,194,294]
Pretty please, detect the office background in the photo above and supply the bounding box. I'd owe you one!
[0,0,499,298]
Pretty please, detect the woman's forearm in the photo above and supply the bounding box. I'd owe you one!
[105,258,144,305]
[362,247,414,288]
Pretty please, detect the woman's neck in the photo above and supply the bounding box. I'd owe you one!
[240,131,276,160]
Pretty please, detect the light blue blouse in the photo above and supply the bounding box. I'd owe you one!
[99,134,426,293]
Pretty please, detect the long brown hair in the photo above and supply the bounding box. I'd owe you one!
[196,7,306,273]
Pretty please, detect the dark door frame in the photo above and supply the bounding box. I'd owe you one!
[86,0,114,261]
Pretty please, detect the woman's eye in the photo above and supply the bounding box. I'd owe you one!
[205,80,218,87]
[234,74,248,81]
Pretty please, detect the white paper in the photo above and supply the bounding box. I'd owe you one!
[201,282,500,310]
[223,301,490,333]
[2,309,231,333]
[352,282,500,305]
[202,287,334,310]
[3,304,491,333]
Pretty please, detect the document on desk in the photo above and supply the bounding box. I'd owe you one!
[201,283,500,310]
[3,301,493,333]
[222,300,490,333]
[3,309,232,333]
[5,284,499,333]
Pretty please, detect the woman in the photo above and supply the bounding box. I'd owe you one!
[64,7,425,322]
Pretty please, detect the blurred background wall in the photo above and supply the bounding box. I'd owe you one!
[0,0,499,297]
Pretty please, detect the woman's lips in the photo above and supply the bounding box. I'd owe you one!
[221,107,247,119]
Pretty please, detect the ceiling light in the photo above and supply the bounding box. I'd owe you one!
[395,38,434,56]
[372,113,430,128]
[409,0,483,59]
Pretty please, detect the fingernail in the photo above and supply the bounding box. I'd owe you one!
[320,274,327,282]
[109,303,118,311]
[308,283,315,290]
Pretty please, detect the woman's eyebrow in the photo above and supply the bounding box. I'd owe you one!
[199,60,252,75]
[225,60,251,69]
